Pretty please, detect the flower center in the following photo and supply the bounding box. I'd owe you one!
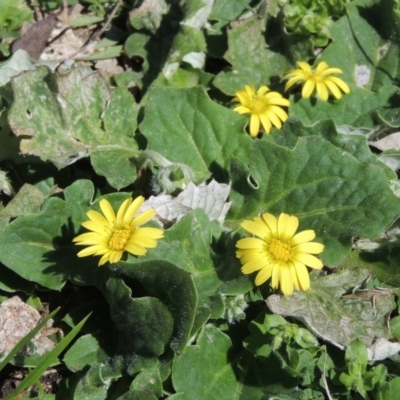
[108,226,131,251]
[309,71,323,82]
[249,97,267,114]
[268,239,293,262]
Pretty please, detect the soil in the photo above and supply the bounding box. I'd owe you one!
[0,365,61,398]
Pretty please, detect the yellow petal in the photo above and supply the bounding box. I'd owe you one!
[291,229,315,244]
[236,237,264,249]
[109,250,123,264]
[233,106,251,114]
[281,214,299,239]
[235,91,250,105]
[321,67,343,76]
[261,213,278,234]
[125,242,147,256]
[130,209,156,228]
[245,85,256,97]
[116,198,132,224]
[277,213,299,239]
[87,210,110,227]
[241,220,270,238]
[265,109,282,129]
[125,196,145,222]
[129,230,158,248]
[249,114,260,137]
[236,249,265,264]
[297,61,312,73]
[98,252,112,266]
[269,97,290,107]
[136,227,164,239]
[294,261,310,291]
[269,105,289,122]
[302,80,315,98]
[254,264,273,285]
[294,253,323,269]
[81,220,109,235]
[284,76,303,91]
[316,82,329,101]
[289,262,301,290]
[73,232,106,245]
[328,76,350,93]
[324,79,342,99]
[77,245,104,257]
[294,242,324,254]
[259,113,273,133]
[257,86,270,96]
[271,264,280,289]
[100,199,116,224]
[241,258,268,274]
[280,267,294,296]
[315,61,329,73]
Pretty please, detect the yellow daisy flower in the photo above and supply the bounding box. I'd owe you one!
[73,196,164,266]
[232,85,290,137]
[236,212,324,296]
[283,61,350,101]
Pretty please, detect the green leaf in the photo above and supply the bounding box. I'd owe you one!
[0,184,45,218]
[319,0,400,91]
[126,209,252,318]
[289,85,399,128]
[96,270,174,357]
[128,368,163,398]
[63,334,105,373]
[68,16,104,28]
[172,325,298,399]
[213,14,311,95]
[77,46,123,61]
[0,49,55,88]
[345,339,368,375]
[0,197,70,290]
[114,260,197,353]
[277,119,396,179]
[0,180,99,290]
[8,67,139,188]
[339,339,371,396]
[140,86,251,182]
[266,268,395,349]
[229,137,400,265]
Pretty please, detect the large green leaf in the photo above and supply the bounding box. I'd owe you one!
[266,269,395,349]
[288,0,400,127]
[0,184,45,218]
[0,180,99,290]
[114,260,197,353]
[319,0,400,91]
[126,209,252,319]
[277,118,395,179]
[171,325,298,399]
[140,86,251,182]
[96,269,174,357]
[229,137,400,265]
[8,67,139,189]
[213,14,312,95]
[289,85,399,128]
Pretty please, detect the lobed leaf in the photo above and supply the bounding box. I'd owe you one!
[229,137,400,265]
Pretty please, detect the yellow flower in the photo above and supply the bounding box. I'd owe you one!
[283,61,350,101]
[232,85,290,137]
[73,197,164,266]
[236,213,324,296]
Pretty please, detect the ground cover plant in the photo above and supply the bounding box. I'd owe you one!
[1,0,400,398]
